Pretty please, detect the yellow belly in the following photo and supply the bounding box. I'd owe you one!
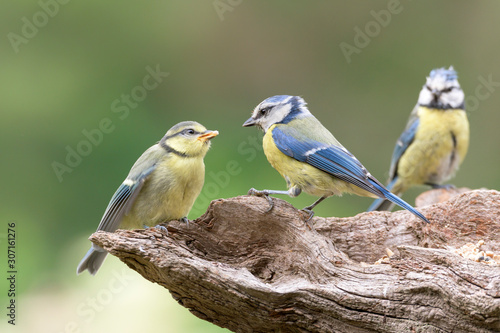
[262,125,376,198]
[121,157,205,229]
[394,107,469,193]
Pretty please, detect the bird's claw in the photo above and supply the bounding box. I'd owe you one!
[300,207,315,229]
[264,196,274,212]
[154,225,168,234]
[247,187,260,196]
[180,216,190,227]
[247,188,274,212]
[145,224,169,235]
[302,208,315,221]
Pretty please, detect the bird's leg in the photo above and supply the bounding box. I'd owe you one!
[426,183,456,190]
[247,188,290,212]
[301,196,328,223]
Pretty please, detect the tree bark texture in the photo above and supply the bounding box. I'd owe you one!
[90,189,500,333]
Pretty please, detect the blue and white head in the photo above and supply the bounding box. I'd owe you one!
[242,95,311,132]
[417,66,464,109]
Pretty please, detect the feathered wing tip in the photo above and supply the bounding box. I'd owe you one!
[76,247,108,276]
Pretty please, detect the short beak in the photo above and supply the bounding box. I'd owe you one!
[242,117,256,127]
[432,89,441,97]
[197,130,219,142]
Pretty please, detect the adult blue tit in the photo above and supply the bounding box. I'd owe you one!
[242,95,429,224]
[77,121,218,275]
[368,67,469,212]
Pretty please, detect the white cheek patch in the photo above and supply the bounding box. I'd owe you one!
[265,103,292,129]
[418,88,433,105]
[442,89,465,108]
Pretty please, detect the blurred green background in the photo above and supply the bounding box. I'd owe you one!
[1,1,500,332]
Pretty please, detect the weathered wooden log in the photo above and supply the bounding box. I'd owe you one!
[90,189,500,333]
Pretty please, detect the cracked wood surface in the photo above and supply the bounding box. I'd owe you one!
[91,189,500,333]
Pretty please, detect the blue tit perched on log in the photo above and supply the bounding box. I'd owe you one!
[77,121,218,275]
[368,67,469,212]
[242,95,429,224]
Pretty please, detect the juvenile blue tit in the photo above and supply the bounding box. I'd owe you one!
[77,121,218,275]
[243,95,429,223]
[369,67,469,212]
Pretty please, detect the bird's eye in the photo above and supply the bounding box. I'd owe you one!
[442,87,453,93]
[260,107,271,116]
[185,129,195,135]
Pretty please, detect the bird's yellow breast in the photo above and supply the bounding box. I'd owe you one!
[122,155,205,229]
[396,106,469,191]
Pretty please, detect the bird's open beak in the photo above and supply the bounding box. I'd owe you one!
[197,130,219,142]
[242,117,256,127]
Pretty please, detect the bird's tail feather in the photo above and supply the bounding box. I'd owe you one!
[381,188,429,223]
[369,179,429,223]
[77,246,108,275]
[367,178,398,212]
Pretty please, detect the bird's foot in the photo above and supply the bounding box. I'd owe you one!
[180,216,190,227]
[154,224,169,234]
[300,207,316,229]
[144,224,169,235]
[247,188,274,212]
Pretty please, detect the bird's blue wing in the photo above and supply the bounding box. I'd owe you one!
[389,116,419,180]
[271,125,429,223]
[95,165,156,232]
[271,126,385,197]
